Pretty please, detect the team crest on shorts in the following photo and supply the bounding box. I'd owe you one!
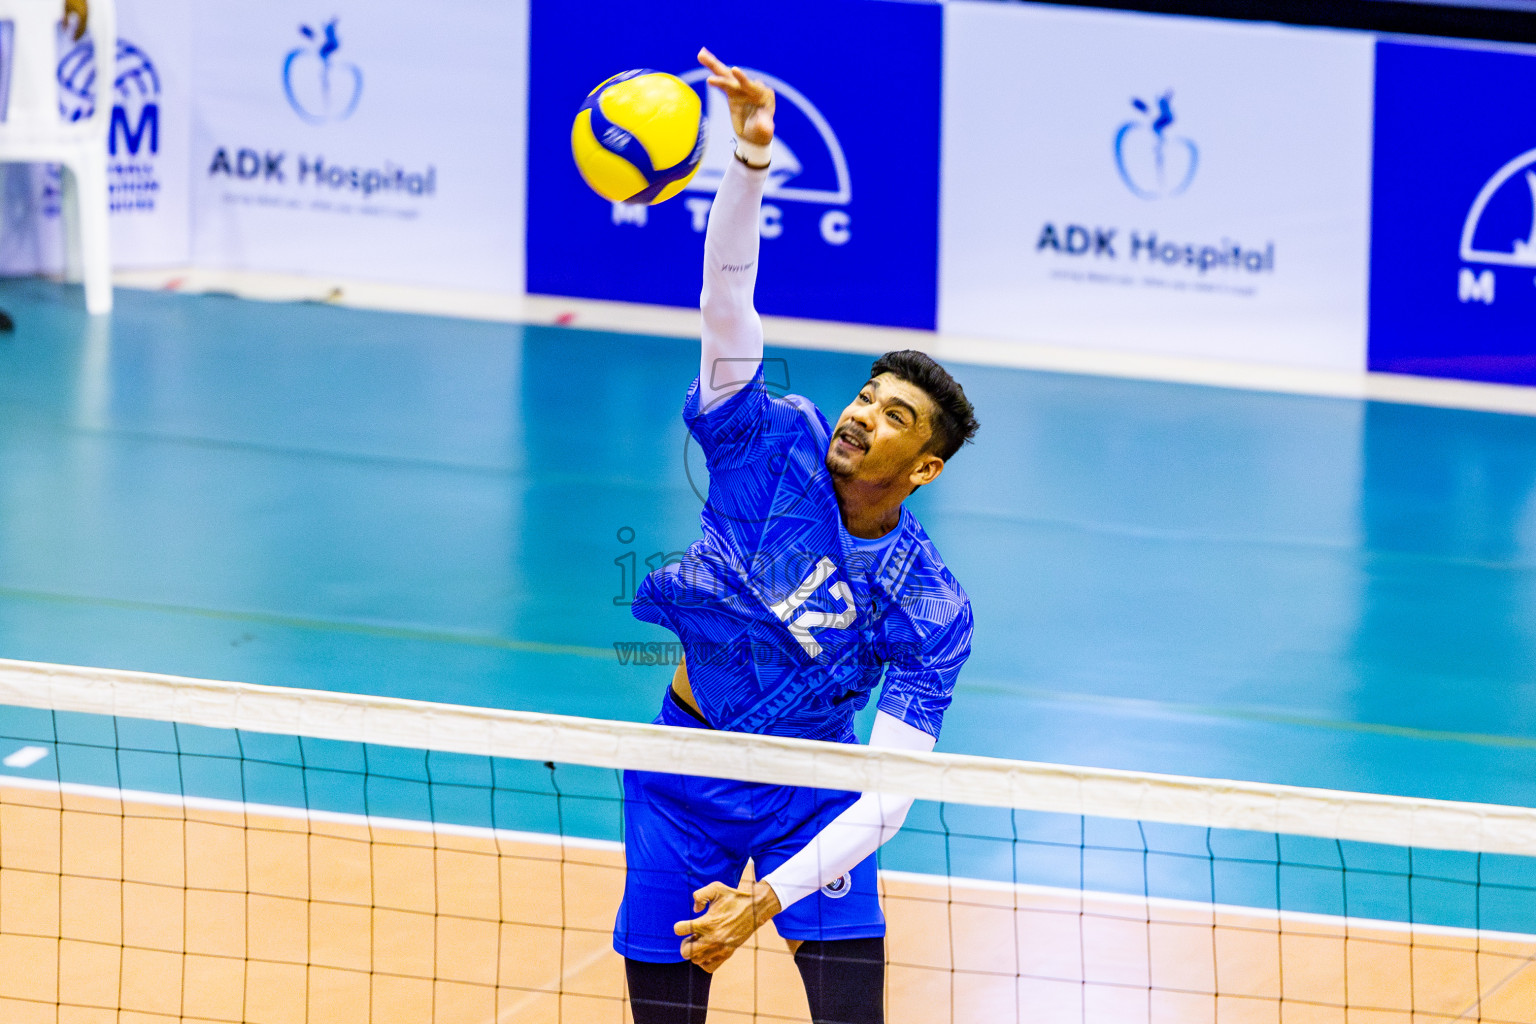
[822,873,852,899]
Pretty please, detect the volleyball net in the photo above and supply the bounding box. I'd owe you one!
[0,658,1531,1023]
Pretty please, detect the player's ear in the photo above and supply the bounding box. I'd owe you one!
[909,453,943,489]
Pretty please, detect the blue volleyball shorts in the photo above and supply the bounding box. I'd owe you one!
[612,690,885,962]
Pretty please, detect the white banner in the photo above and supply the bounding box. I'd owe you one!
[111,0,192,267]
[939,2,1375,370]
[0,0,192,273]
[189,0,528,292]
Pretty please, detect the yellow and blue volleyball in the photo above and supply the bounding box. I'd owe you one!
[571,70,706,205]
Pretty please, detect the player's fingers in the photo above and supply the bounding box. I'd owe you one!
[673,918,695,937]
[693,882,726,906]
[698,48,730,76]
[736,70,765,100]
[735,68,769,100]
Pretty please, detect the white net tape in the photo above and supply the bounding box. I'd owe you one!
[2,657,1532,857]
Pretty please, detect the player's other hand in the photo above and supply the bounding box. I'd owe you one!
[674,879,782,972]
[698,47,774,147]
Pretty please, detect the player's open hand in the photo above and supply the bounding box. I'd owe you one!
[674,879,782,972]
[698,47,774,147]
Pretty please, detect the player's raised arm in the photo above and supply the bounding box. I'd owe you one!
[697,48,774,410]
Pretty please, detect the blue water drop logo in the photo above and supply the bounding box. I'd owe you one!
[283,18,362,125]
[1114,91,1198,200]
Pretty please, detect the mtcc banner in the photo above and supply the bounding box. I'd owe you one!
[1369,41,1536,385]
[939,2,1375,371]
[525,0,942,330]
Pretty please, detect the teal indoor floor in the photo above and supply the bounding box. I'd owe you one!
[1,278,1534,815]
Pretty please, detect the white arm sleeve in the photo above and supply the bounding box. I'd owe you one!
[699,146,769,410]
[760,711,935,909]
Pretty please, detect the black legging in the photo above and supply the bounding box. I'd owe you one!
[626,937,884,1024]
[626,958,712,1024]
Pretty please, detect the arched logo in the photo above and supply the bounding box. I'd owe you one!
[56,38,160,158]
[283,19,362,125]
[57,39,101,122]
[1460,147,1536,268]
[677,67,850,206]
[1114,91,1198,200]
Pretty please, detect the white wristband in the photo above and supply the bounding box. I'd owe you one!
[734,137,771,169]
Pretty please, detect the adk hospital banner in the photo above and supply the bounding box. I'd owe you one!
[4,0,1536,389]
[0,0,530,291]
[938,2,1377,371]
[189,0,528,293]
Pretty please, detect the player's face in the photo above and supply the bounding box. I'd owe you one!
[826,374,941,486]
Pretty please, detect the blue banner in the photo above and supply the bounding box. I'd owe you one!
[1369,41,1536,384]
[525,0,941,329]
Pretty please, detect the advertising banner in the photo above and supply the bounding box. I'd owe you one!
[0,0,192,273]
[110,0,192,267]
[188,0,528,292]
[524,0,941,330]
[1369,41,1536,385]
[939,2,1376,370]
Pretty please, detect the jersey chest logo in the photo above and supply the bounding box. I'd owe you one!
[768,556,857,659]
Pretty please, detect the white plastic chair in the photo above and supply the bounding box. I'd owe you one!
[0,0,113,314]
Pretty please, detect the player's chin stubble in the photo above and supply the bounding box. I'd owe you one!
[825,428,868,478]
[825,448,854,477]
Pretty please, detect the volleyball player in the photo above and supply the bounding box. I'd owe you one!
[614,48,978,1024]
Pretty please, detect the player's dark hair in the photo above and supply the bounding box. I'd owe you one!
[869,350,978,462]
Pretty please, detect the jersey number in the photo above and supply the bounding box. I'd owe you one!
[769,557,857,658]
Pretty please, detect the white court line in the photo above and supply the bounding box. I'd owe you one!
[111,268,1536,419]
[879,868,1536,944]
[1459,954,1536,1021]
[496,941,618,1024]
[0,769,622,853]
[2,745,49,767]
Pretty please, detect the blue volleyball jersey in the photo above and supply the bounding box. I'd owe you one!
[631,367,972,744]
